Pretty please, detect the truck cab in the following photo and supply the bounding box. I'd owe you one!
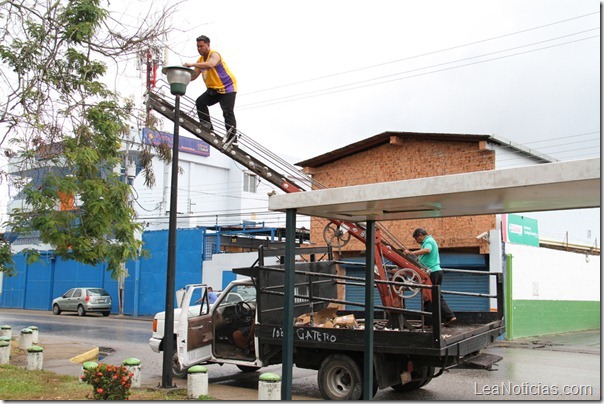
[176,280,261,373]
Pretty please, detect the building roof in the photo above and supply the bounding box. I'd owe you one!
[269,158,600,222]
[296,131,556,168]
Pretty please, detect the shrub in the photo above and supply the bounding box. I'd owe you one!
[81,363,133,400]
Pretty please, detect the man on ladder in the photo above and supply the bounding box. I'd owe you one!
[185,35,238,147]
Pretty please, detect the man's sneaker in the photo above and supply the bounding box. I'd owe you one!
[225,126,236,142]
[443,317,457,327]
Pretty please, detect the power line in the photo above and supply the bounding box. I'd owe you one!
[241,11,600,96]
[238,32,599,110]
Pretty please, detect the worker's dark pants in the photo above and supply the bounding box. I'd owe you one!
[424,270,455,322]
[196,89,237,133]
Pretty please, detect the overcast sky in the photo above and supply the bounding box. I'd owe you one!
[135,0,600,161]
[2,0,600,245]
[133,0,600,245]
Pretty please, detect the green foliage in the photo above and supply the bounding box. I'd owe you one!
[0,241,15,276]
[81,363,133,400]
[0,0,177,277]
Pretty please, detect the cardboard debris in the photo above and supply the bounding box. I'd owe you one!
[294,306,358,329]
[314,306,338,325]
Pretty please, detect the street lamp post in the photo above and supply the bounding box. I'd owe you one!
[160,66,192,388]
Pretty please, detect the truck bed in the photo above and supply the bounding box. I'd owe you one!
[256,313,504,358]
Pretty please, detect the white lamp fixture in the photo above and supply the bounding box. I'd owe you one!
[162,66,193,95]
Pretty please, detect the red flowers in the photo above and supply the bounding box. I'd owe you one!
[81,363,134,400]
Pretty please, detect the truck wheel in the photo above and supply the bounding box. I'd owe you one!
[318,354,363,400]
[172,349,189,379]
[236,365,260,373]
[391,366,435,392]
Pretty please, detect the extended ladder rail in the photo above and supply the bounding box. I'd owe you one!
[146,88,433,307]
[147,89,311,194]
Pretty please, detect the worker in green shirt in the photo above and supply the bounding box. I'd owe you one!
[404,228,457,326]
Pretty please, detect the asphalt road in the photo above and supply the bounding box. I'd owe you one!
[1,309,600,400]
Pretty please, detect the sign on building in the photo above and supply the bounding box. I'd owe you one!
[502,214,539,247]
[142,128,210,157]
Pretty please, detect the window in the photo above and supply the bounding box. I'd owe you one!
[243,172,257,193]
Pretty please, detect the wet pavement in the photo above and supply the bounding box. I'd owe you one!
[1,309,599,400]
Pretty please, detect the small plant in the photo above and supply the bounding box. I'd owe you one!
[81,363,133,400]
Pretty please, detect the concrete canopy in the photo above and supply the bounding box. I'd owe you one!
[269,158,600,222]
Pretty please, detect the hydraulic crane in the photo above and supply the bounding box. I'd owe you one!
[146,86,433,326]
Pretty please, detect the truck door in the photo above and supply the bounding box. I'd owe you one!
[177,285,214,368]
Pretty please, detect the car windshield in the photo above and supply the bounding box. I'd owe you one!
[87,288,109,296]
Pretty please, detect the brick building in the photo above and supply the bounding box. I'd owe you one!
[297,131,554,261]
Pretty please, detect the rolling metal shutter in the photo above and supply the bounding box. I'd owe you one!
[343,252,490,311]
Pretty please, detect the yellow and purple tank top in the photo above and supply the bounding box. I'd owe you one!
[197,50,237,94]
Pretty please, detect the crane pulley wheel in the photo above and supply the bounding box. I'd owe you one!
[391,268,422,299]
[323,223,351,249]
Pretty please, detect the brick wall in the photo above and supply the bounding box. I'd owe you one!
[304,136,496,254]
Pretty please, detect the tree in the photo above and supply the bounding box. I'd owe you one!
[0,0,175,284]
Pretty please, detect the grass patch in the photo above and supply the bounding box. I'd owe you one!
[0,365,213,400]
[0,365,91,400]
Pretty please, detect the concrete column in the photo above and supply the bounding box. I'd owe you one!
[26,346,44,370]
[122,358,142,388]
[258,373,281,400]
[80,361,98,383]
[0,341,10,364]
[0,325,11,339]
[19,328,33,350]
[28,326,39,344]
[187,365,208,399]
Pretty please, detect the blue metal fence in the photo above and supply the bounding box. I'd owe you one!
[1,228,207,316]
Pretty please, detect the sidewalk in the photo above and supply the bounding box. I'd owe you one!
[29,335,316,401]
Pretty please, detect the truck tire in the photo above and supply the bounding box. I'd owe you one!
[391,366,435,392]
[172,348,189,379]
[318,354,363,400]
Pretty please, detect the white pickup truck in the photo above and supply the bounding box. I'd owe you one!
[149,246,504,400]
[149,282,252,378]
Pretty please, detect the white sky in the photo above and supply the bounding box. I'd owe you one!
[1,0,601,245]
[117,0,601,245]
[140,0,601,162]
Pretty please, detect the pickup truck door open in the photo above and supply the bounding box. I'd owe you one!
[177,285,213,368]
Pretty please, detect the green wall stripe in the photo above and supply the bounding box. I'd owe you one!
[504,254,513,340]
[508,300,600,339]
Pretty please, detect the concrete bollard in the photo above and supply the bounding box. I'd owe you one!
[28,326,39,344]
[80,361,98,383]
[187,365,209,399]
[0,341,10,364]
[0,325,11,339]
[26,345,44,370]
[19,328,33,350]
[258,372,281,400]
[122,358,142,388]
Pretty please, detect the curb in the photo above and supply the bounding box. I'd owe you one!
[69,347,99,364]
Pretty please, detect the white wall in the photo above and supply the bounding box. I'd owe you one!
[506,243,600,301]
[201,252,259,290]
[132,134,307,231]
[490,143,599,247]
